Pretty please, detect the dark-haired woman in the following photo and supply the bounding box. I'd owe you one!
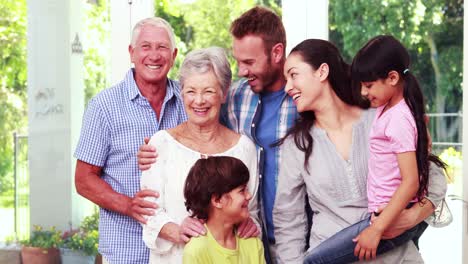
[302,35,447,264]
[273,38,447,264]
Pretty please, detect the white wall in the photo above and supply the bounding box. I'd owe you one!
[462,1,468,262]
[109,0,154,85]
[27,0,90,230]
[282,0,329,54]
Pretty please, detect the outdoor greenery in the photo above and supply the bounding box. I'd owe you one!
[0,0,27,203]
[154,0,275,79]
[62,210,99,256]
[15,211,98,255]
[83,0,110,105]
[0,0,464,243]
[329,0,463,142]
[439,147,463,184]
[20,225,63,249]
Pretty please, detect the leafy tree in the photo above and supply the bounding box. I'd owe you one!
[154,0,191,79]
[83,0,111,104]
[0,0,27,199]
[257,0,282,15]
[182,0,256,78]
[155,0,278,80]
[329,0,463,143]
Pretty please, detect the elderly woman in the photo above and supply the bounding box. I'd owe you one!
[140,47,260,263]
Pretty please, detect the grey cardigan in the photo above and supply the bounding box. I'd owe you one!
[273,109,447,264]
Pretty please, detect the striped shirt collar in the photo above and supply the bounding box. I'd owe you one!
[124,68,178,102]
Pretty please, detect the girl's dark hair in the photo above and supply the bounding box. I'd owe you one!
[277,39,356,172]
[183,156,250,220]
[351,35,446,201]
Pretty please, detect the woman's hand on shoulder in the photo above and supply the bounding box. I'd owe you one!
[180,217,206,243]
[137,137,158,171]
[237,217,260,238]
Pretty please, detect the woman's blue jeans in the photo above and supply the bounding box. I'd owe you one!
[303,213,428,264]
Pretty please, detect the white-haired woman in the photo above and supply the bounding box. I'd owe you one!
[140,47,261,263]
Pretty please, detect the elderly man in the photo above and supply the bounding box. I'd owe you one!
[74,17,187,264]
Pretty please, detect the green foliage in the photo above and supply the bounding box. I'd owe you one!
[0,0,28,195]
[4,234,16,245]
[155,0,190,79]
[83,0,110,104]
[62,210,99,256]
[329,0,463,144]
[438,147,462,184]
[0,0,27,93]
[155,0,257,80]
[256,0,282,16]
[329,0,463,114]
[20,225,63,249]
[80,208,99,233]
[63,230,99,256]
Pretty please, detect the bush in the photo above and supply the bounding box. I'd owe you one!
[62,210,99,256]
[63,229,98,256]
[20,225,63,248]
[438,147,462,184]
[80,209,99,233]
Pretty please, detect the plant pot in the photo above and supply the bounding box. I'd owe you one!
[95,253,102,264]
[60,248,95,264]
[21,246,60,264]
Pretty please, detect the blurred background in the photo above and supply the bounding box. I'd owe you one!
[0,0,464,263]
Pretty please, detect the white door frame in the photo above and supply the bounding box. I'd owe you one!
[462,1,468,262]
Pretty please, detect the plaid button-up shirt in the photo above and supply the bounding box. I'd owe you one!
[221,79,298,236]
[74,69,187,264]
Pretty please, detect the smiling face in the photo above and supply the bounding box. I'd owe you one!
[232,35,281,93]
[182,70,224,127]
[129,25,177,87]
[360,80,391,108]
[219,184,251,223]
[283,53,324,113]
[360,71,402,108]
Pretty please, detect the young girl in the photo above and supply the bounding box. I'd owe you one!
[182,156,265,264]
[304,35,446,264]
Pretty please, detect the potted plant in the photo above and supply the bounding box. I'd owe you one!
[20,225,63,264]
[61,211,99,264]
[61,229,98,264]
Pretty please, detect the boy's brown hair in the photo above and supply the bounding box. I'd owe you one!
[184,156,250,220]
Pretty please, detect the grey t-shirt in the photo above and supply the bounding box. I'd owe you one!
[273,108,446,264]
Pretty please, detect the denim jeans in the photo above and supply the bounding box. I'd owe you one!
[303,213,428,264]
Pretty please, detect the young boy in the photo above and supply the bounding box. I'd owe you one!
[183,156,265,263]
